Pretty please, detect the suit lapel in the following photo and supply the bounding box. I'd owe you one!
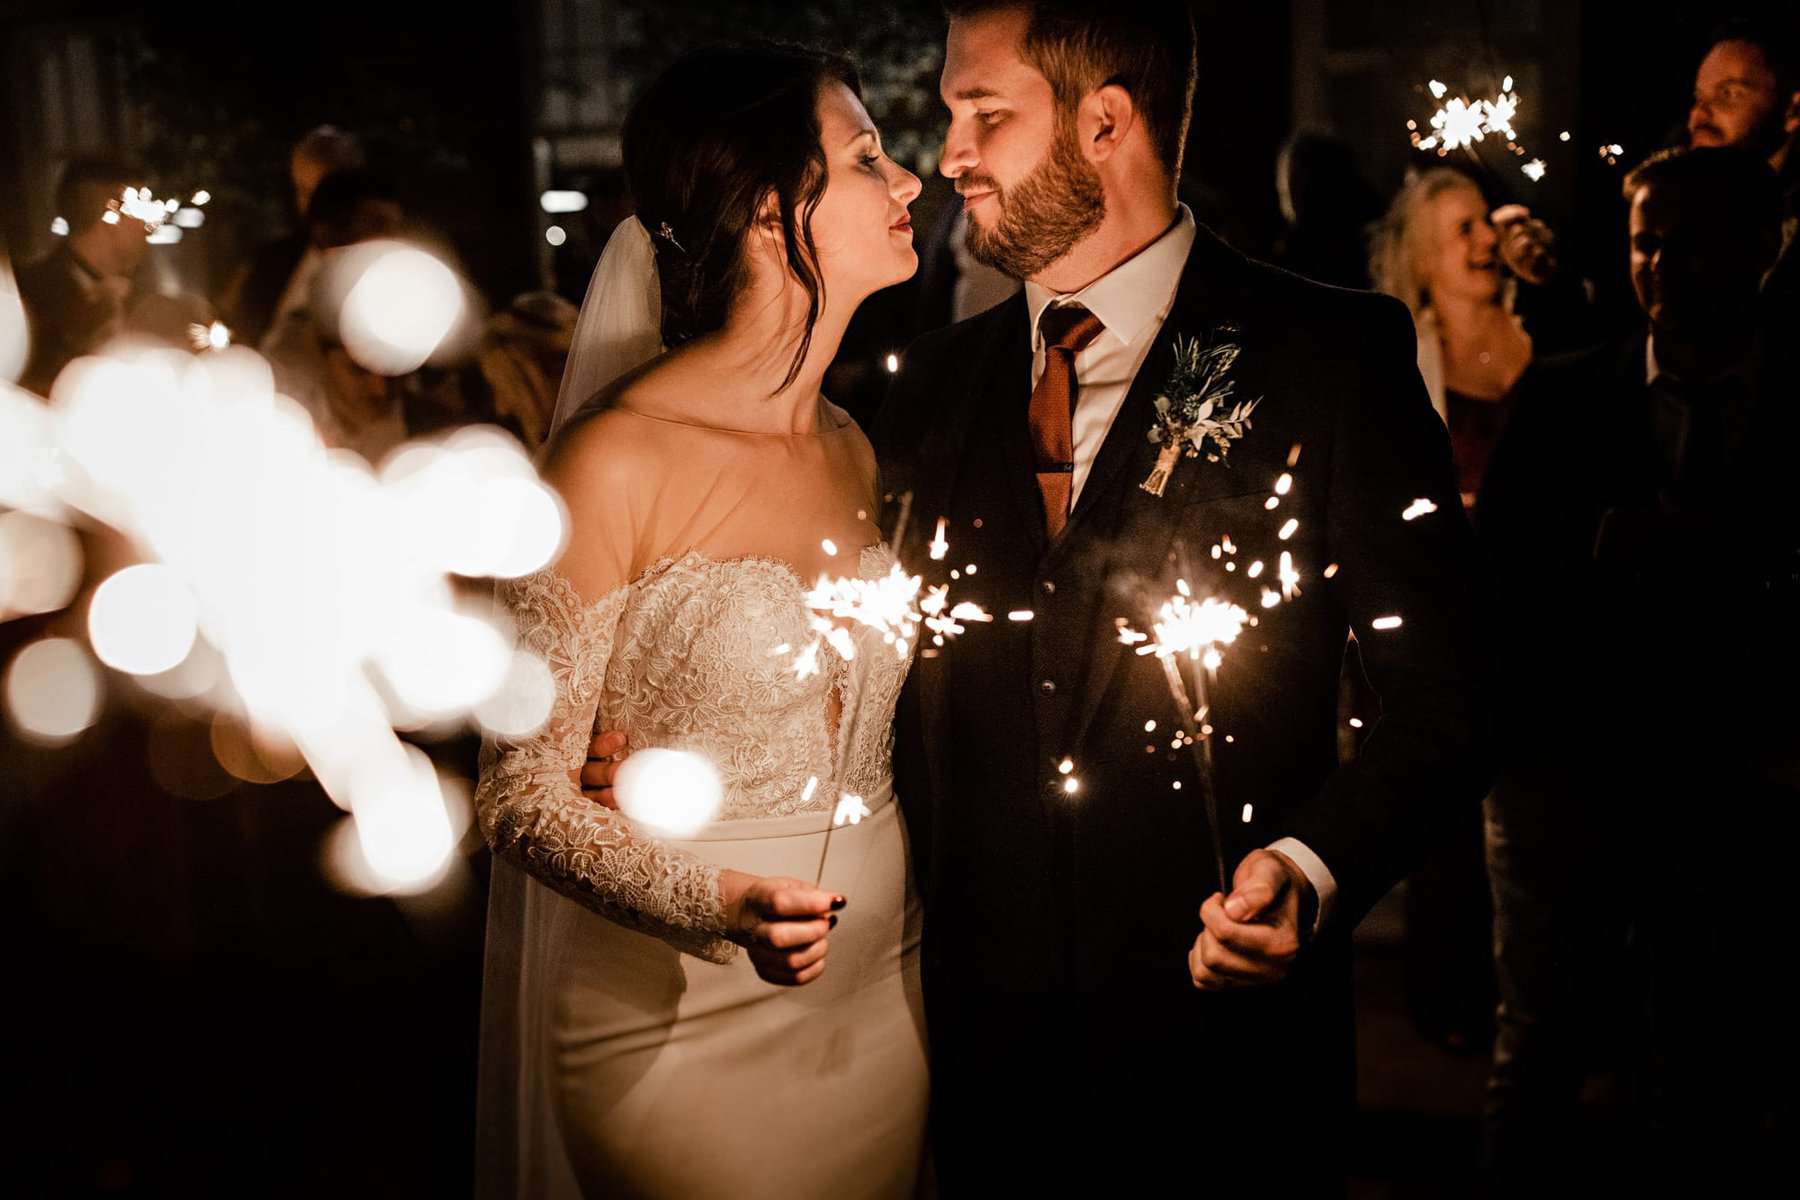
[1062,227,1258,750]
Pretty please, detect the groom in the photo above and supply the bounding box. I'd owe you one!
[875,1,1494,1189]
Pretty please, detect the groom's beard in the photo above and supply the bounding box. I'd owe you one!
[962,113,1105,279]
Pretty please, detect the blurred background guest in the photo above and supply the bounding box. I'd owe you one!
[220,125,365,349]
[1372,167,1533,509]
[1687,19,1800,302]
[15,156,212,396]
[1367,167,1526,1053]
[1271,130,1384,289]
[1478,144,1797,1192]
[265,168,472,464]
[474,289,577,448]
[915,201,1021,330]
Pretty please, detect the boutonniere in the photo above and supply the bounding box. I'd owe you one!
[1140,327,1260,497]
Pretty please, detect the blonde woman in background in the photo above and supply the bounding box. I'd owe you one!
[1371,168,1534,509]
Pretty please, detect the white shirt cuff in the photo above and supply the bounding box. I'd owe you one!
[1267,837,1336,938]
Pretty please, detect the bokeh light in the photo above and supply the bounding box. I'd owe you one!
[4,637,104,744]
[336,241,465,375]
[473,648,556,738]
[88,563,200,676]
[210,711,306,785]
[345,743,458,891]
[0,261,25,384]
[613,748,725,837]
[148,711,237,801]
[375,607,512,718]
[0,510,83,617]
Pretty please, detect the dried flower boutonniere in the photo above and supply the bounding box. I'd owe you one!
[1141,328,1259,497]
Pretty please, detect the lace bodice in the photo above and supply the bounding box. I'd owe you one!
[476,542,910,963]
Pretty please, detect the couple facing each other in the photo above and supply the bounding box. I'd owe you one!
[475,2,1493,1196]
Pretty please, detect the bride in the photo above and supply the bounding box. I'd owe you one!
[474,43,927,1199]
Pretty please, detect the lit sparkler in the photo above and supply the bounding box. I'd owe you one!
[1409,77,1544,180]
[1118,585,1250,894]
[189,321,232,352]
[1402,497,1438,521]
[800,520,993,882]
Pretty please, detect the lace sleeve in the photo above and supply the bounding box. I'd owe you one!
[476,568,736,964]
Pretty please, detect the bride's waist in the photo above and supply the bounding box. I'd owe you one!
[622,777,895,843]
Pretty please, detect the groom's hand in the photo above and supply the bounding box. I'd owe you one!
[1189,849,1312,990]
[579,730,629,808]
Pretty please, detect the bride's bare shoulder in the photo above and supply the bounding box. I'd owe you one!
[537,401,666,509]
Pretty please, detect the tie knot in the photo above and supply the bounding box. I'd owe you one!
[1039,304,1105,354]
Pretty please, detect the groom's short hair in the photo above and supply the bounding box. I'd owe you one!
[944,0,1198,179]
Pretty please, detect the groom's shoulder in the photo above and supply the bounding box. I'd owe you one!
[1231,252,1413,351]
[899,293,1021,377]
[877,295,1022,450]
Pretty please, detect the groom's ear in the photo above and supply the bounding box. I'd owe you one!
[1081,83,1139,165]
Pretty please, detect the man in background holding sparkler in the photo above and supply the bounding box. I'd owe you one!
[16,157,156,396]
[1479,144,1796,1190]
[871,1,1494,1190]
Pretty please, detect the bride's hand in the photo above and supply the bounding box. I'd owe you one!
[719,870,843,987]
[580,730,629,808]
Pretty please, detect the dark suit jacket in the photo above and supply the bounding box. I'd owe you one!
[16,245,118,396]
[1478,332,1800,786]
[875,223,1495,1185]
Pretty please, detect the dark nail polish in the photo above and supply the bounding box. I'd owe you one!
[830,896,847,911]
[828,915,838,929]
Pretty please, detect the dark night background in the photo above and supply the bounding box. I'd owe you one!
[1,1,1792,1195]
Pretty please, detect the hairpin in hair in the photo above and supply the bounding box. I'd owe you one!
[654,221,685,254]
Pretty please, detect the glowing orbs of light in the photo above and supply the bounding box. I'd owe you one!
[0,383,63,516]
[0,511,82,618]
[4,637,103,744]
[382,429,567,580]
[375,607,512,719]
[209,712,305,785]
[613,748,725,837]
[88,563,199,676]
[324,743,463,894]
[334,241,465,376]
[0,262,26,384]
[474,649,556,738]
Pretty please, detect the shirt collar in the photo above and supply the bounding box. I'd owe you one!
[1025,204,1197,352]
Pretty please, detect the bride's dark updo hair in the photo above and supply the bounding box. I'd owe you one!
[623,43,860,392]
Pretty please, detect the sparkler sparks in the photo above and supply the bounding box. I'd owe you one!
[1119,586,1249,896]
[1278,551,1301,600]
[833,793,871,827]
[1409,77,1540,173]
[1402,498,1438,521]
[1121,589,1249,663]
[189,321,232,352]
[928,518,949,561]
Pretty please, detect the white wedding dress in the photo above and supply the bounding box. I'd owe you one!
[473,401,928,1199]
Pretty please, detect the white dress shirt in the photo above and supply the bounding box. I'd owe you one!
[1023,205,1339,934]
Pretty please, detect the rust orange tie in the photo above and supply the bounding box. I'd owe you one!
[1030,304,1106,538]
